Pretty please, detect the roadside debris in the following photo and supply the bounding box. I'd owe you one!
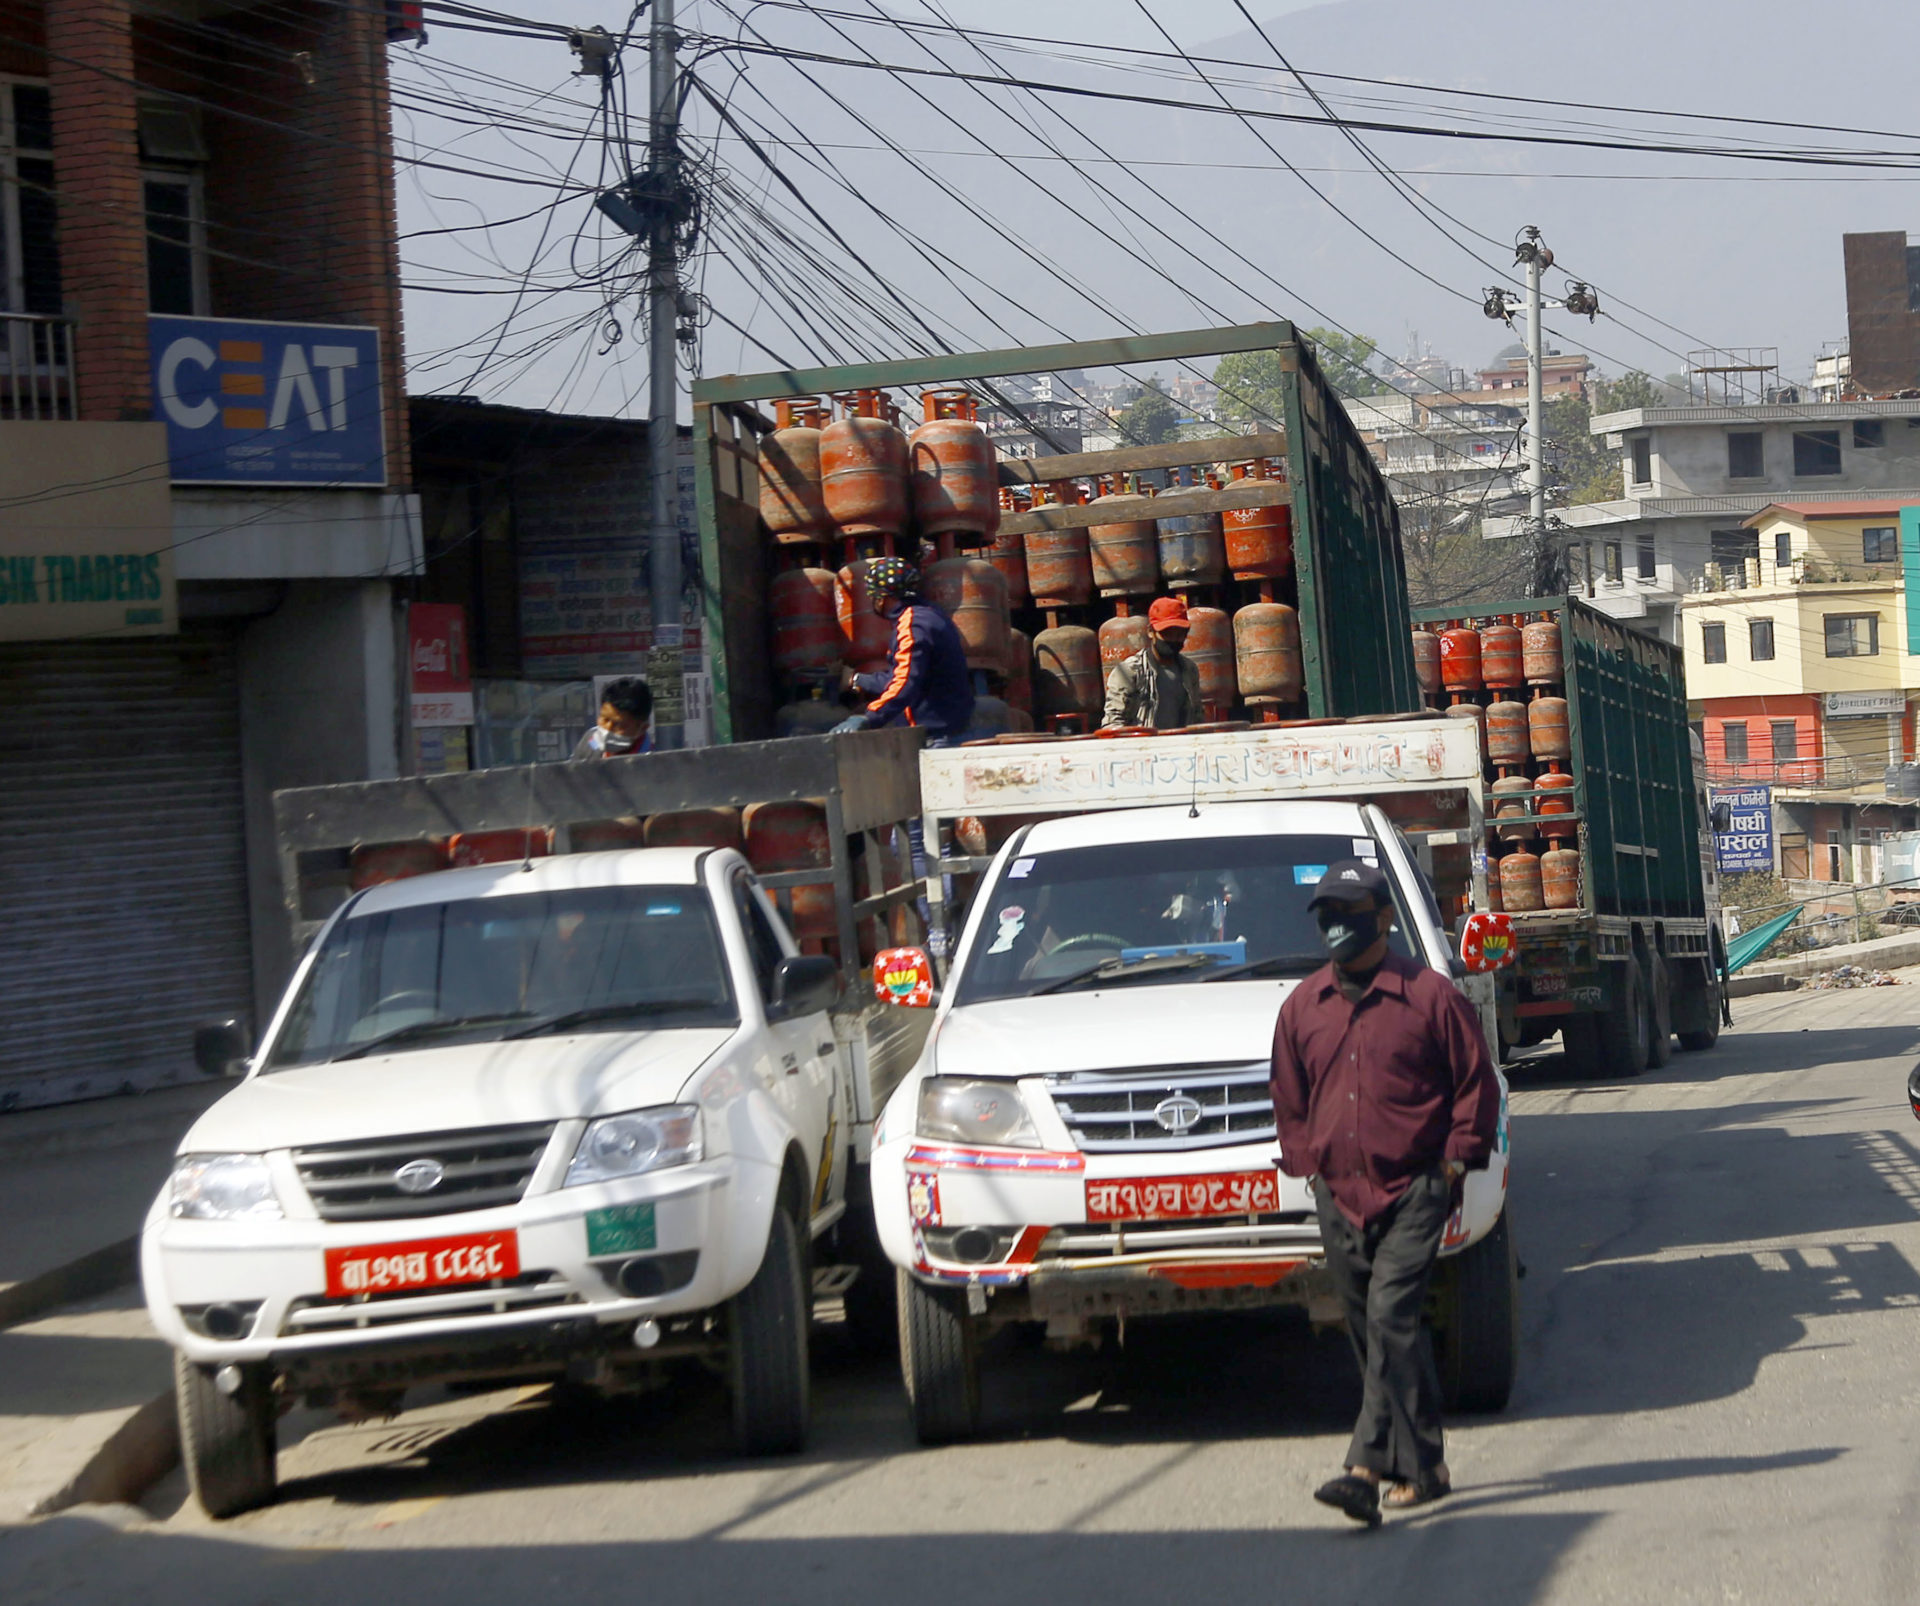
[1803,965,1901,990]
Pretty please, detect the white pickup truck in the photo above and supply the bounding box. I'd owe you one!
[872,720,1518,1441]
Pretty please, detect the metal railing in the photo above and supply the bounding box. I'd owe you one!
[1,312,78,420]
[1725,871,1920,956]
[1704,756,1862,789]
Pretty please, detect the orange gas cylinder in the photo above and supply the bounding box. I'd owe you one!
[1523,613,1564,686]
[1157,470,1226,589]
[1222,460,1293,580]
[758,398,830,544]
[836,558,895,671]
[1445,695,1485,757]
[449,828,552,867]
[1485,696,1530,767]
[1025,515,1094,609]
[1098,611,1149,672]
[349,839,447,890]
[1500,848,1544,912]
[743,801,835,940]
[1411,624,1443,698]
[1087,477,1160,597]
[1485,870,1505,914]
[770,566,844,677]
[820,389,909,539]
[1491,772,1535,843]
[1542,845,1582,909]
[1033,625,1103,723]
[643,807,744,851]
[1439,623,1483,693]
[986,525,1030,608]
[568,818,649,852]
[1528,690,1571,761]
[1480,617,1523,690]
[1233,601,1302,703]
[909,389,1000,547]
[926,555,1011,674]
[1185,606,1235,716]
[1534,763,1576,834]
[774,690,844,738]
[1004,628,1033,715]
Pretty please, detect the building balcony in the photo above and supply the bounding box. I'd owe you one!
[1,313,78,421]
[1704,754,1905,799]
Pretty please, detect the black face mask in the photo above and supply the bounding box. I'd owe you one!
[1316,905,1381,964]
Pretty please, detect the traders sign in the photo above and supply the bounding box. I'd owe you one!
[1711,784,1773,873]
[149,315,386,486]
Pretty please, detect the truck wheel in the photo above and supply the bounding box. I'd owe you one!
[174,1351,276,1518]
[1677,958,1723,1051]
[898,1270,980,1443]
[1644,953,1673,1069]
[728,1205,811,1456]
[1432,1208,1519,1414]
[1594,959,1650,1077]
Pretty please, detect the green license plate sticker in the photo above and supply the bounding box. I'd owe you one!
[585,1203,657,1256]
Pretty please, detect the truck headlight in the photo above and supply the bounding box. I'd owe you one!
[169,1154,282,1221]
[916,1077,1039,1149]
[567,1105,702,1187]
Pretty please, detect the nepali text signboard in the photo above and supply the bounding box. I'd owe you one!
[149,315,386,486]
[408,603,473,728]
[1712,784,1773,873]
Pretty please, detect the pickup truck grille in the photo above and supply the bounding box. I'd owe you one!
[293,1122,558,1221]
[1047,1064,1276,1153]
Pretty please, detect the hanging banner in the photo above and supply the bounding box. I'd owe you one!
[409,602,473,727]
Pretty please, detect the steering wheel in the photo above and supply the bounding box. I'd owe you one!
[1048,932,1132,956]
[369,989,439,1016]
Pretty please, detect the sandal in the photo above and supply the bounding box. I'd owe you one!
[1313,1473,1382,1526]
[1382,1470,1452,1509]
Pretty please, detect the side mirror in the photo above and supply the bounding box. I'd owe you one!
[872,946,937,1008]
[770,954,840,1019]
[1710,800,1733,834]
[193,1018,252,1079]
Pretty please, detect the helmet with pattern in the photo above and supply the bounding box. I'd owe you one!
[865,555,922,603]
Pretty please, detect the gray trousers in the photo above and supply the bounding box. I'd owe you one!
[1313,1169,1451,1484]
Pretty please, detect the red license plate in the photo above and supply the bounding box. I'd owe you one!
[324,1230,519,1298]
[1086,1171,1281,1222]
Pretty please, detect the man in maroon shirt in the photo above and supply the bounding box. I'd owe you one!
[1270,859,1499,1525]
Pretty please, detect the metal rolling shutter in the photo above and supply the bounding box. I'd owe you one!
[0,630,253,1110]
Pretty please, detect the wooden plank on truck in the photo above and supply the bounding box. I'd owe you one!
[994,430,1288,485]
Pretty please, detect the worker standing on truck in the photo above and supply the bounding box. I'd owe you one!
[831,556,973,744]
[1102,595,1204,730]
[572,676,654,760]
[1269,859,1499,1526]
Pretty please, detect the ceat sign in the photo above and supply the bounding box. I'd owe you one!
[149,315,386,486]
[409,603,473,728]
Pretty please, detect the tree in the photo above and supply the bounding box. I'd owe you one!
[1114,379,1179,445]
[1212,326,1385,429]
[1594,369,1668,414]
[1303,326,1387,398]
[1543,392,1618,505]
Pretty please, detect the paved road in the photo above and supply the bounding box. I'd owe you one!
[8,985,1920,1604]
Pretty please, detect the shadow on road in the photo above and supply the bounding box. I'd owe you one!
[1508,1021,1920,1092]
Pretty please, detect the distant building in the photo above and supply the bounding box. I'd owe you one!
[1448,349,1592,408]
[1341,391,1525,531]
[1843,232,1920,396]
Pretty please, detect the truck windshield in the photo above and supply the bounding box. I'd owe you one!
[954,834,1416,1005]
[267,885,737,1068]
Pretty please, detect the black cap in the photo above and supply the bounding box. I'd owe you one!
[1307,858,1388,907]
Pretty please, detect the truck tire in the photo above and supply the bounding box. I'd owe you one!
[1432,1208,1519,1414]
[729,1205,811,1456]
[1677,957,1723,1051]
[1593,958,1650,1078]
[898,1270,980,1443]
[1644,953,1673,1069]
[174,1351,276,1519]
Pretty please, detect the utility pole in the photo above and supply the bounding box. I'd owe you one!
[645,0,685,750]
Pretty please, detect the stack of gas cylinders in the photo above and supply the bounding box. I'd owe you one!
[1411,612,1581,913]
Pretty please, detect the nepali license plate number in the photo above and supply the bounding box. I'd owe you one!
[1086,1171,1280,1222]
[1531,971,1567,997]
[324,1230,519,1298]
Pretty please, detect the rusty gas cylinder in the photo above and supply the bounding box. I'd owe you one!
[1481,617,1523,690]
[1445,694,1485,757]
[909,388,1000,547]
[1485,695,1530,767]
[1087,476,1160,597]
[986,524,1030,608]
[1534,763,1576,835]
[770,566,844,677]
[964,695,1014,740]
[775,688,844,739]
[1411,624,1443,698]
[758,397,831,544]
[1523,612,1564,686]
[1528,690,1571,761]
[836,558,895,672]
[820,389,910,539]
[1485,869,1505,914]
[925,554,1011,674]
[1500,847,1545,912]
[1439,622,1483,693]
[1542,845,1582,909]
[1186,606,1235,717]
[642,808,744,851]
[1004,628,1033,715]
[1491,772,1535,844]
[1098,611,1149,673]
[450,829,552,868]
[1157,469,1227,589]
[1233,601,1303,703]
[743,801,835,940]
[569,818,650,852]
[349,839,448,890]
[1025,498,1094,608]
[1033,625,1103,724]
[1222,460,1293,581]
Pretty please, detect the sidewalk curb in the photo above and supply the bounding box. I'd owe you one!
[1727,972,1799,999]
[0,1238,137,1331]
[30,1388,179,1517]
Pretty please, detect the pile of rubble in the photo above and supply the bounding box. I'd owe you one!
[1803,964,1901,990]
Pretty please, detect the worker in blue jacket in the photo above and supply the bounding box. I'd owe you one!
[832,556,974,745]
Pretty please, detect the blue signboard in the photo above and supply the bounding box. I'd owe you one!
[149,315,386,486]
[1712,784,1773,873]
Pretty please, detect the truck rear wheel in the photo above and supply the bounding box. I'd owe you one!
[1594,958,1650,1078]
[1676,956,1723,1051]
[729,1205,811,1455]
[175,1351,276,1518]
[1432,1208,1519,1414]
[1644,953,1673,1069]
[898,1271,980,1443]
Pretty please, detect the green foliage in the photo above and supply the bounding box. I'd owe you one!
[1593,370,1668,413]
[1212,326,1384,429]
[1303,326,1388,398]
[1720,871,1789,914]
[1115,380,1179,445]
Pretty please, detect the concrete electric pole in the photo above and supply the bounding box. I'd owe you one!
[645,0,684,749]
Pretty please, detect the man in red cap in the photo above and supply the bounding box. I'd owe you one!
[1101,595,1203,729]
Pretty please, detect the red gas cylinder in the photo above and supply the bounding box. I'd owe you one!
[1033,625,1103,725]
[349,839,447,890]
[1529,691,1572,761]
[644,807,744,851]
[1485,696,1530,767]
[449,829,552,867]
[1439,623,1483,693]
[1025,487,1094,609]
[568,818,650,852]
[770,566,844,677]
[1480,618,1523,690]
[909,389,1000,547]
[926,555,1011,674]
[1445,695,1485,757]
[1534,763,1576,835]
[1185,606,1235,717]
[1411,624,1443,698]
[1523,613,1564,686]
[1491,772,1535,843]
[1004,628,1033,716]
[1542,845,1582,910]
[758,398,830,544]
[1499,847,1545,913]
[1157,470,1226,589]
[743,801,835,940]
[1233,601,1303,703]
[820,389,910,539]
[1222,460,1293,581]
[1087,477,1160,597]
[1098,611,1149,672]
[986,524,1030,608]
[835,559,895,672]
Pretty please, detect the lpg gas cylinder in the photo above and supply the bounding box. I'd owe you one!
[925,554,1011,674]
[1528,690,1572,761]
[1445,695,1485,756]
[1534,763,1576,834]
[1491,772,1535,844]
[1541,845,1582,910]
[1485,695,1530,767]
[1025,520,1094,609]
[758,398,830,544]
[836,558,894,672]
[986,525,1030,608]
[1411,624,1443,698]
[1499,847,1545,913]
[1222,460,1293,580]
[1098,611,1149,673]
[1157,469,1226,589]
[820,390,909,540]
[770,567,844,677]
[743,801,834,940]
[1033,625,1103,725]
[569,819,650,852]
[775,687,844,739]
[1087,477,1159,597]
[1185,606,1235,716]
[909,389,1000,546]
[349,839,447,890]
[1439,622,1483,693]
[449,829,552,867]
[1232,601,1302,703]
[1480,617,1523,690]
[1004,628,1033,716]
[1523,613,1564,686]
[962,695,1014,741]
[642,808,744,851]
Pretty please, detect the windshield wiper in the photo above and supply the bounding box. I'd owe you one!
[503,999,720,1039]
[330,1011,534,1062]
[1029,951,1220,996]
[1202,953,1326,983]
